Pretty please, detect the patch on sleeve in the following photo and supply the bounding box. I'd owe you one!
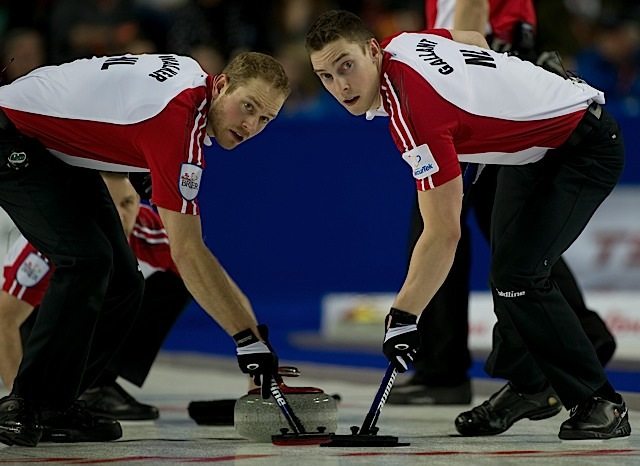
[179,163,203,201]
[402,144,440,179]
[16,253,50,287]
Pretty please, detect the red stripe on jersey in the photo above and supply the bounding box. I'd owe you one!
[180,97,208,215]
[189,99,209,166]
[381,74,414,151]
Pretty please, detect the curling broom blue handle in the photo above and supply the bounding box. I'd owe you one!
[358,363,398,435]
[269,377,307,434]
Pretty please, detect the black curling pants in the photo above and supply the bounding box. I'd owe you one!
[486,107,624,407]
[0,126,145,409]
[98,271,190,387]
[410,114,619,393]
[22,271,190,389]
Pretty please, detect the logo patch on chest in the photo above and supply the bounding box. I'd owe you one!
[402,144,439,179]
[179,163,203,201]
[16,253,50,287]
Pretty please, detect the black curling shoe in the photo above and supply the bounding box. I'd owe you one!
[79,382,159,421]
[455,382,562,436]
[559,395,631,440]
[0,394,42,447]
[40,401,122,443]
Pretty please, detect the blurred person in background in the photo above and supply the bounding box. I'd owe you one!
[335,0,424,39]
[167,0,274,60]
[189,43,225,74]
[132,0,190,52]
[0,173,190,421]
[270,0,336,46]
[50,0,143,62]
[1,1,51,30]
[574,7,640,118]
[1,28,46,84]
[389,0,617,407]
[274,41,344,119]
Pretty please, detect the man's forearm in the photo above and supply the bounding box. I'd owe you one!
[454,0,489,34]
[392,231,458,316]
[174,242,258,336]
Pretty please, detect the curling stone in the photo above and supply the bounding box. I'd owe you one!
[188,366,304,426]
[235,384,338,442]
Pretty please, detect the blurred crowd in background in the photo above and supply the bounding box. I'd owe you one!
[1,0,639,121]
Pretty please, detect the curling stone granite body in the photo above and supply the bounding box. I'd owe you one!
[234,392,338,442]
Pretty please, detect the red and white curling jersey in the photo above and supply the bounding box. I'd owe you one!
[372,30,604,191]
[0,54,212,215]
[2,205,177,307]
[425,0,536,42]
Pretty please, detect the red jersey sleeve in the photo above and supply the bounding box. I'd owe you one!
[2,236,52,308]
[137,88,209,216]
[382,59,461,191]
[129,205,179,277]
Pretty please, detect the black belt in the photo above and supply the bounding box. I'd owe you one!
[564,102,602,147]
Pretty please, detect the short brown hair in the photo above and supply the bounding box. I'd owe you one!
[222,52,290,97]
[305,10,374,52]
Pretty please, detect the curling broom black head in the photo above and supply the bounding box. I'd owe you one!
[271,428,332,446]
[320,433,409,447]
[188,399,236,426]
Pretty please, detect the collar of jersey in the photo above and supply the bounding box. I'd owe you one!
[366,102,388,120]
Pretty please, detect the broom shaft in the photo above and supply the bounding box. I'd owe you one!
[270,378,307,434]
[359,364,397,435]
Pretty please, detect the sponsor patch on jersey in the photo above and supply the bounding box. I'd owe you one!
[402,144,439,179]
[179,163,203,201]
[16,253,50,287]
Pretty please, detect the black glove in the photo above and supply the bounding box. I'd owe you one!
[383,308,419,372]
[535,50,567,77]
[128,172,152,200]
[233,324,278,399]
[510,21,536,61]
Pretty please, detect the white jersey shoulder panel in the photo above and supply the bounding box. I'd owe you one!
[0,54,207,124]
[384,33,604,121]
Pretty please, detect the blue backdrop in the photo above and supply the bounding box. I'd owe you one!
[163,110,640,391]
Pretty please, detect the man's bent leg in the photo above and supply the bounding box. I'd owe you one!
[0,137,117,444]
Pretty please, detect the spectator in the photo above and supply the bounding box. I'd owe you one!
[50,0,142,62]
[575,9,640,118]
[167,0,275,59]
[1,28,46,83]
[274,41,343,119]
